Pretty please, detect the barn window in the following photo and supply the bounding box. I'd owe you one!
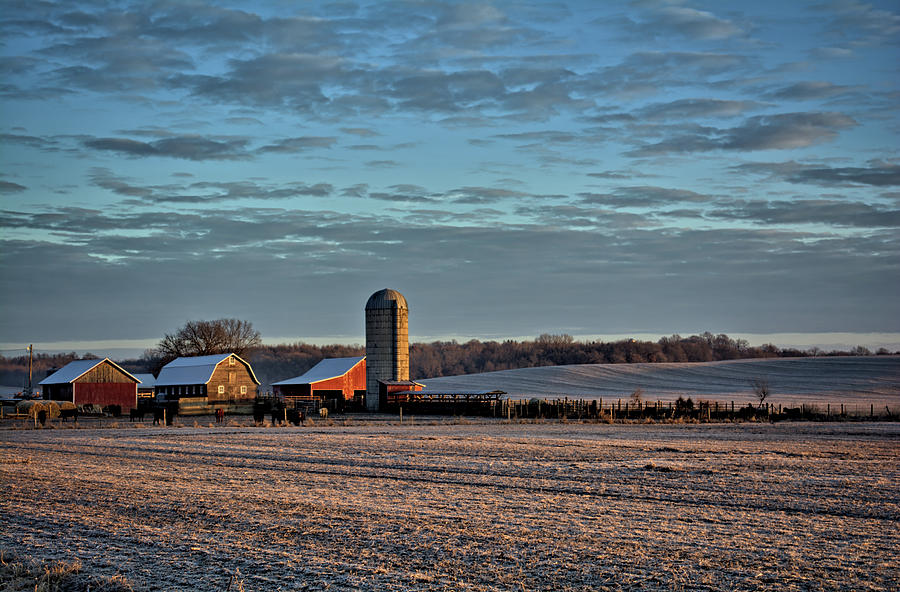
[218,385,225,394]
[229,356,235,366]
[240,386,247,395]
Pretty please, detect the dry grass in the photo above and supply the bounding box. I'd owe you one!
[0,550,133,591]
[1,422,898,591]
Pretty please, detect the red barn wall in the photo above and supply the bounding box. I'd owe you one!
[73,383,137,411]
[310,360,366,400]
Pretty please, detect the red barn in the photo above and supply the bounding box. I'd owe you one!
[273,356,366,408]
[40,358,139,412]
[379,379,425,407]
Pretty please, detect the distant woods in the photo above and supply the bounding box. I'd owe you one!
[407,333,882,378]
[0,332,894,389]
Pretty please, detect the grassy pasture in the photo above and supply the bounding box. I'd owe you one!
[1,422,898,591]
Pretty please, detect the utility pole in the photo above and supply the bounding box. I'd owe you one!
[24,344,34,398]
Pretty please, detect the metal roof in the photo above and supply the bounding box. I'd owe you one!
[365,288,407,310]
[133,374,156,388]
[379,379,425,387]
[39,358,140,385]
[155,353,260,386]
[272,356,365,386]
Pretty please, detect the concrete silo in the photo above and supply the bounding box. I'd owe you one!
[365,288,409,411]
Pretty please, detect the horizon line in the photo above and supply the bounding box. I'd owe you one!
[2,331,899,358]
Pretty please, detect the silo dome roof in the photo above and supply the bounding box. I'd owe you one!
[365,288,408,310]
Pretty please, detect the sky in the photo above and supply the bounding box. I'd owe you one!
[1,0,899,357]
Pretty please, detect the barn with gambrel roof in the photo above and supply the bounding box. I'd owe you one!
[155,353,259,407]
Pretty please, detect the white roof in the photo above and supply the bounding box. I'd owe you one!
[155,353,259,386]
[133,374,156,388]
[39,358,139,385]
[273,356,365,386]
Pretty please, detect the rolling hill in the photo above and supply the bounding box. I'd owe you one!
[418,356,900,406]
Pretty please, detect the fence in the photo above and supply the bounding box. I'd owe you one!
[415,397,900,422]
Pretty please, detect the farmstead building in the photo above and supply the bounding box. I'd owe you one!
[133,373,156,407]
[40,358,140,412]
[273,356,366,409]
[155,354,260,412]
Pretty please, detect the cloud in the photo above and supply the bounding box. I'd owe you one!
[707,199,900,228]
[2,199,899,341]
[493,131,580,145]
[0,181,27,193]
[637,99,762,120]
[629,112,857,155]
[0,133,62,151]
[733,161,900,187]
[340,183,539,205]
[88,168,333,202]
[821,1,900,47]
[447,186,532,204]
[579,186,715,208]
[387,69,507,113]
[170,53,349,113]
[365,160,401,168]
[256,136,337,153]
[724,112,857,150]
[84,136,251,160]
[341,128,379,137]
[639,5,744,40]
[764,81,858,101]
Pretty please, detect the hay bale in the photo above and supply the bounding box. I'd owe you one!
[45,401,61,419]
[16,400,47,418]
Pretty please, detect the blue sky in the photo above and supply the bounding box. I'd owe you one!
[1,0,898,355]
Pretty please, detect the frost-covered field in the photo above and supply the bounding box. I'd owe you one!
[2,422,898,591]
[421,356,900,406]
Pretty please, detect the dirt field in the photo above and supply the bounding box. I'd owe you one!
[2,421,898,591]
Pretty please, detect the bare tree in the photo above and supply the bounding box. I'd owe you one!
[155,319,262,363]
[751,378,770,408]
[630,388,643,405]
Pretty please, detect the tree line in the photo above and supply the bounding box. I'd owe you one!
[1,327,892,391]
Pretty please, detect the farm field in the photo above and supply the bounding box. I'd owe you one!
[420,355,900,406]
[2,422,898,591]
